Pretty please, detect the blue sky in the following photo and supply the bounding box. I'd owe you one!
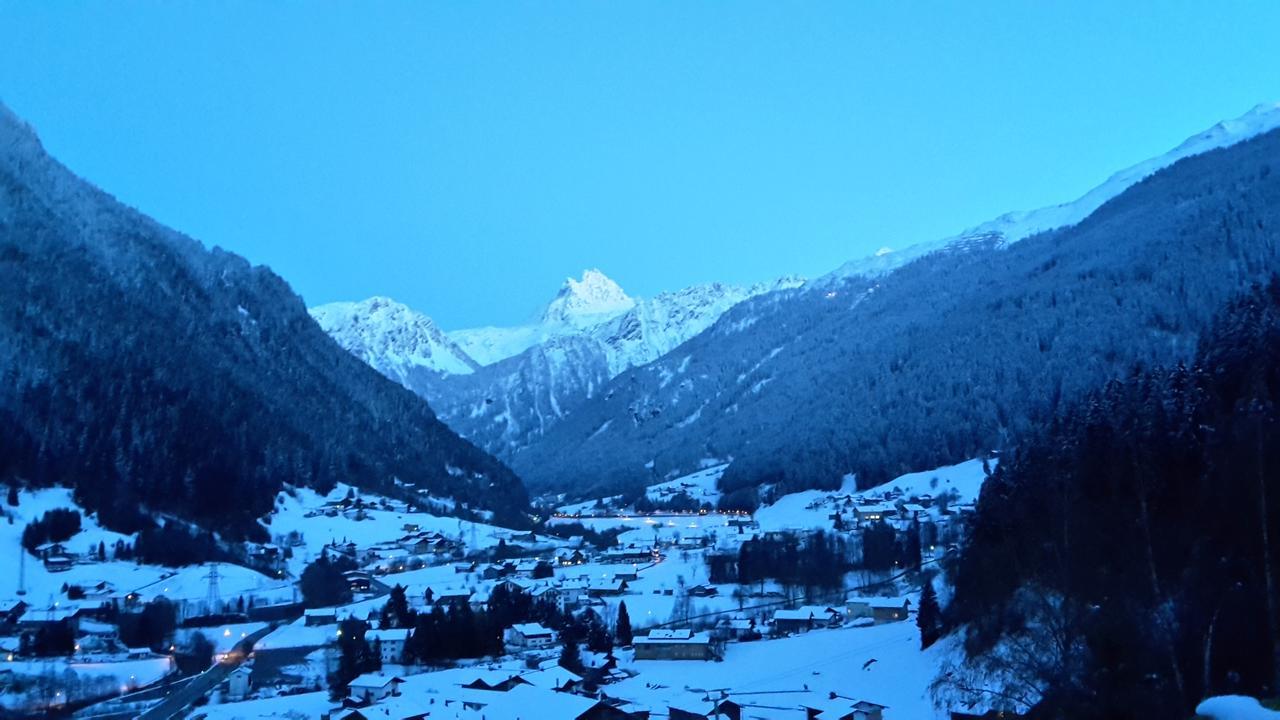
[2,2,1279,328]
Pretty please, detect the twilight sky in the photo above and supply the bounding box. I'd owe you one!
[2,2,1279,328]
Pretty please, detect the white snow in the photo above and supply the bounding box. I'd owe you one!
[450,272,803,374]
[874,458,993,505]
[539,268,636,327]
[612,620,950,719]
[644,464,728,506]
[1197,696,1280,720]
[309,296,479,377]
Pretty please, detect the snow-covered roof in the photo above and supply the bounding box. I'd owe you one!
[366,628,411,642]
[349,672,402,689]
[509,622,553,637]
[635,629,710,645]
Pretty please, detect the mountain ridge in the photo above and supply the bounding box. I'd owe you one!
[0,101,529,533]
[512,115,1280,500]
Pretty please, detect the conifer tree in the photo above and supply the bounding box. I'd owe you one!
[917,579,941,649]
[616,601,634,646]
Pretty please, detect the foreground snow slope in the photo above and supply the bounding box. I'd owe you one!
[1197,697,1280,720]
[613,621,950,719]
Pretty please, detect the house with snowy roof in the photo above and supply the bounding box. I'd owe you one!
[347,673,403,703]
[366,628,411,665]
[801,695,887,720]
[773,606,843,633]
[633,628,715,660]
[503,622,557,651]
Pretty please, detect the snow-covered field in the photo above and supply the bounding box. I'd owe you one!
[1197,696,1280,720]
[754,458,992,533]
[268,483,537,576]
[613,621,949,719]
[0,488,154,601]
[644,464,727,506]
[873,458,991,504]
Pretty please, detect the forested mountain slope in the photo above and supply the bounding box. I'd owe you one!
[514,127,1280,502]
[0,103,528,536]
[941,279,1280,719]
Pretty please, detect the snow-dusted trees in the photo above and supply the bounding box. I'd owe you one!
[942,279,1280,718]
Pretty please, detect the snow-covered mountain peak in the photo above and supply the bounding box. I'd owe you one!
[541,268,635,326]
[310,296,479,377]
[826,100,1280,283]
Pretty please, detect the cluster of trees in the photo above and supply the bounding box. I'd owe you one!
[20,508,81,550]
[134,524,230,566]
[713,531,847,594]
[632,491,711,514]
[516,127,1280,503]
[300,555,356,608]
[375,584,571,664]
[103,599,179,651]
[942,279,1280,718]
[331,617,381,691]
[860,519,921,573]
[19,619,76,657]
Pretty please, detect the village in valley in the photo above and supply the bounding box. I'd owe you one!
[0,459,990,719]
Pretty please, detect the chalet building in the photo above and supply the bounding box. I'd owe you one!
[715,616,758,641]
[514,559,553,578]
[600,547,656,564]
[633,629,715,660]
[348,673,403,703]
[399,536,433,555]
[530,585,560,609]
[19,604,81,633]
[248,543,283,569]
[773,606,842,633]
[899,503,928,521]
[802,696,887,720]
[871,601,910,624]
[853,505,894,525]
[344,571,373,593]
[0,599,27,629]
[43,553,74,573]
[503,622,557,651]
[305,608,338,626]
[460,670,533,692]
[587,578,629,597]
[845,601,872,621]
[366,628,410,664]
[671,699,743,720]
[687,584,718,598]
[225,664,253,701]
[557,549,587,566]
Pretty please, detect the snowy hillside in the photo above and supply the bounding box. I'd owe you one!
[826,101,1280,282]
